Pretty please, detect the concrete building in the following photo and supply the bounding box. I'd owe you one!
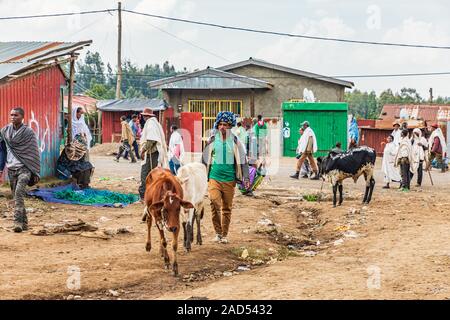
[148,58,353,140]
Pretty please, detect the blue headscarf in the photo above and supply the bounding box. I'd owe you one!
[349,117,359,144]
[213,111,237,129]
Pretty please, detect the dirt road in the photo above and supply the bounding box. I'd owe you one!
[0,154,449,300]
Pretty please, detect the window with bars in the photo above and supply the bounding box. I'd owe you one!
[188,100,243,141]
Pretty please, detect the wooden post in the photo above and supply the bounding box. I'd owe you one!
[115,1,122,99]
[67,54,76,144]
[98,110,102,144]
[250,89,255,118]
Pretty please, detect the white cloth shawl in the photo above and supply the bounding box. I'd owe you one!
[168,130,185,160]
[395,136,414,173]
[297,127,318,153]
[71,107,92,149]
[429,127,447,157]
[382,142,401,183]
[411,129,428,167]
[140,117,168,168]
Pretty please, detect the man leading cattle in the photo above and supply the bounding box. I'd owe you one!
[290,121,320,180]
[202,111,250,244]
[138,108,168,200]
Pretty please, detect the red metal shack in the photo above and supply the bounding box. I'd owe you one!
[0,41,91,180]
[97,98,168,143]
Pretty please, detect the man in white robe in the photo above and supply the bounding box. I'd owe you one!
[138,108,168,200]
[411,128,428,187]
[382,135,401,189]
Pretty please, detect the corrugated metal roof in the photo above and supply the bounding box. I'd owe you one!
[218,57,354,88]
[381,104,450,122]
[148,67,273,90]
[0,41,92,81]
[63,95,98,113]
[97,98,167,112]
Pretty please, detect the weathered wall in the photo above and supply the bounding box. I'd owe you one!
[229,65,346,118]
[0,66,66,179]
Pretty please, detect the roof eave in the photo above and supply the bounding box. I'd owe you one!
[218,59,354,88]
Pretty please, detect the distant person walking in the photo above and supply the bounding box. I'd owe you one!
[168,125,184,175]
[114,115,137,163]
[124,114,141,160]
[290,127,312,179]
[0,107,40,233]
[292,121,320,180]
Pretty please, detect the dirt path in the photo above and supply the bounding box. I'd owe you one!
[0,155,449,299]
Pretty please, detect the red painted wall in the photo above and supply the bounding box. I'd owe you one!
[0,66,66,180]
[360,128,391,156]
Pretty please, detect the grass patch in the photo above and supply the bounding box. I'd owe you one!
[303,194,318,202]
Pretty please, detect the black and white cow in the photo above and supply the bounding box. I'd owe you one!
[317,146,376,207]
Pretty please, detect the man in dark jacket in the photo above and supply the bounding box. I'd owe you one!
[0,107,40,233]
[202,111,250,244]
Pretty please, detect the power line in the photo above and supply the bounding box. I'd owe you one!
[2,8,450,50]
[75,70,450,79]
[0,9,115,20]
[131,13,232,63]
[123,9,450,50]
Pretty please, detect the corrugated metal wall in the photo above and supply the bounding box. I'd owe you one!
[360,128,391,156]
[102,111,135,143]
[0,66,66,179]
[283,110,348,157]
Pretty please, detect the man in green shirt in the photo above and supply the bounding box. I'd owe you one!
[202,112,250,244]
[253,114,268,158]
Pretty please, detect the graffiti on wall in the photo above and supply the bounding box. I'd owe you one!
[29,110,51,153]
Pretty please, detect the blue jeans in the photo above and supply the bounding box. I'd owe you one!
[169,158,181,175]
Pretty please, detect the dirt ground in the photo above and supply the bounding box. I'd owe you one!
[0,151,449,300]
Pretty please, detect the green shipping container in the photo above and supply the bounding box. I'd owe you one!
[282,102,348,157]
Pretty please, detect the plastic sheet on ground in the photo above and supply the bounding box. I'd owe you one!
[28,184,139,207]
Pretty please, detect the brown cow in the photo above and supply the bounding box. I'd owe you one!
[143,167,193,276]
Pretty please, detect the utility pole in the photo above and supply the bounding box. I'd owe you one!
[429,88,433,104]
[115,1,122,99]
[67,53,76,144]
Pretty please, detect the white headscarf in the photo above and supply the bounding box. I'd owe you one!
[71,107,92,149]
[429,127,447,157]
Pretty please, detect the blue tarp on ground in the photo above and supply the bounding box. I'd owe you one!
[28,184,139,207]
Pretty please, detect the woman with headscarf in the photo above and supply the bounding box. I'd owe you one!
[348,116,359,149]
[202,111,249,244]
[71,107,93,161]
[411,128,428,187]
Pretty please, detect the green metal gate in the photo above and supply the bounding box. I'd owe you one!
[282,102,348,157]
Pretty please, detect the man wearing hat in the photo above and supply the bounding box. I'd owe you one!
[428,123,447,173]
[202,111,250,244]
[290,121,320,180]
[138,108,168,200]
[392,121,402,146]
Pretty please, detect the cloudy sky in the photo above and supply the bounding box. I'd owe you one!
[1,0,449,97]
